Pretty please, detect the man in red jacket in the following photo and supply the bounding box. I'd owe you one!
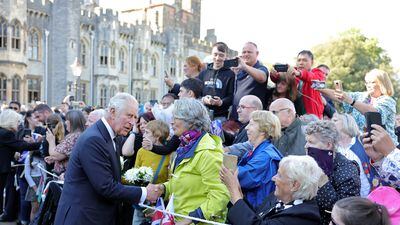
[293,50,325,118]
[271,50,325,118]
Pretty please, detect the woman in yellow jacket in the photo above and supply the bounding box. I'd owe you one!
[155,98,229,225]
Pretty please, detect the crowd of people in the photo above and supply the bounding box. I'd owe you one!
[0,41,400,225]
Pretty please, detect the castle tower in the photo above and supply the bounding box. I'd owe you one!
[190,0,201,39]
[48,0,81,105]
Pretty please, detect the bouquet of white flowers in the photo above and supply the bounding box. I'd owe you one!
[122,166,154,186]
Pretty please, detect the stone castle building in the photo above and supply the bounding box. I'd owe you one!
[0,0,236,107]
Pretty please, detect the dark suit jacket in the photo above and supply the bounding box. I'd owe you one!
[0,127,41,173]
[228,194,321,225]
[54,120,142,225]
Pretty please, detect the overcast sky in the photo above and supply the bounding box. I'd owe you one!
[100,0,400,69]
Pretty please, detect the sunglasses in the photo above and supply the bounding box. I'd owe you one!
[8,107,18,111]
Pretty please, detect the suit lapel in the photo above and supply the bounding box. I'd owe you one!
[96,120,122,181]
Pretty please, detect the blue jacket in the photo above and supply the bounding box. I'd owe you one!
[238,140,282,208]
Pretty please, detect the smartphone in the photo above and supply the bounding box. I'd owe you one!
[164,70,169,78]
[311,80,326,89]
[223,58,239,68]
[273,64,289,73]
[223,154,238,171]
[365,112,384,136]
[334,80,343,91]
[23,128,32,137]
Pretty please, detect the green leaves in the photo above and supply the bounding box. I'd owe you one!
[312,29,399,111]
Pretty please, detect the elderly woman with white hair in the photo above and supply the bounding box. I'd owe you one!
[221,155,324,225]
[153,98,229,225]
[305,120,360,225]
[332,113,374,196]
[0,109,42,220]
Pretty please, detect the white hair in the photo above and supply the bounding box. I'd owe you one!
[279,155,325,200]
[90,109,106,118]
[334,113,360,138]
[173,98,210,132]
[0,109,22,131]
[107,92,137,113]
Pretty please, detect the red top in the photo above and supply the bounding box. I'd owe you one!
[297,68,325,118]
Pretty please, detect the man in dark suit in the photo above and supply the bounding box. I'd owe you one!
[54,93,159,225]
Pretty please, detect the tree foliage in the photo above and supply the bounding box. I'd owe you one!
[312,28,399,110]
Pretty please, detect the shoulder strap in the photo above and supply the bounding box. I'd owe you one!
[152,155,167,183]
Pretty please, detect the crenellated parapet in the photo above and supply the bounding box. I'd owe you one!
[27,0,52,15]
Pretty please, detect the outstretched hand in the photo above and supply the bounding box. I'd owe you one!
[146,184,164,203]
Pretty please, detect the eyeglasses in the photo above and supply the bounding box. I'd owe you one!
[8,107,18,111]
[271,108,289,115]
[237,105,256,110]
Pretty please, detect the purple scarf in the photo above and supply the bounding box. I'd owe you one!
[176,130,203,159]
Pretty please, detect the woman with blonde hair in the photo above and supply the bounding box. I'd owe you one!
[235,110,283,208]
[320,69,397,145]
[165,55,204,96]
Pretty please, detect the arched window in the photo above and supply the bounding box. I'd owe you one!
[80,40,87,66]
[119,48,126,73]
[28,30,40,60]
[100,43,108,65]
[28,78,40,103]
[170,56,177,77]
[0,17,7,49]
[136,50,143,71]
[0,74,6,102]
[81,83,87,103]
[12,75,20,101]
[110,43,116,67]
[100,85,107,107]
[11,21,21,50]
[144,51,149,72]
[151,55,157,77]
[110,86,117,98]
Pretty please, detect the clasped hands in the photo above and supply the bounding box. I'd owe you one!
[145,183,165,203]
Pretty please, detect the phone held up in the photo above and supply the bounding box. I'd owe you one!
[311,80,326,89]
[334,80,343,91]
[223,58,239,68]
[273,63,289,73]
[23,128,32,137]
[365,111,384,137]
